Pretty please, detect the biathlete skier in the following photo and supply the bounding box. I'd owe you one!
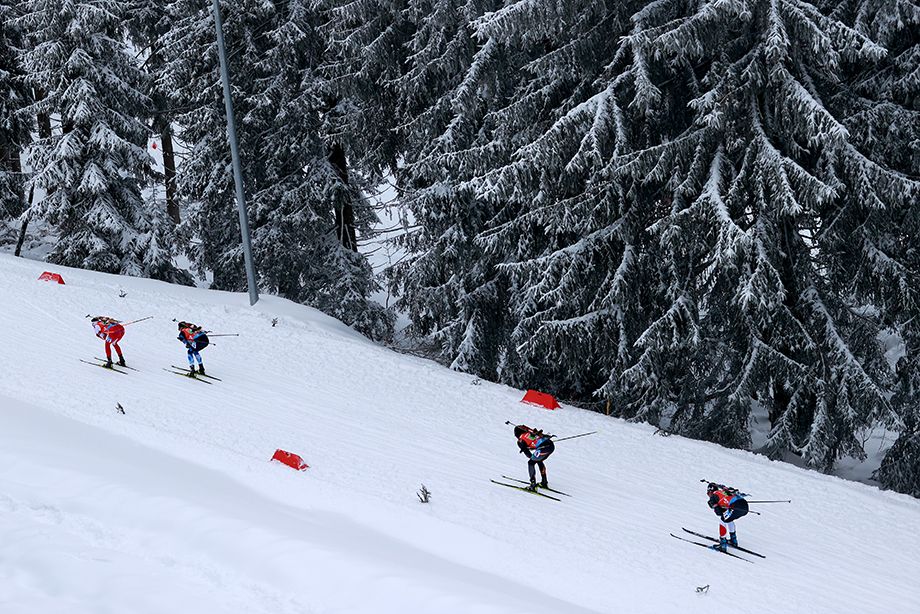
[514,424,555,490]
[177,321,210,376]
[91,316,126,368]
[706,482,750,552]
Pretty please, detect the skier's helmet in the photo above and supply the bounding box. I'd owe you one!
[177,321,188,329]
[91,316,101,322]
[513,425,528,438]
[707,482,719,494]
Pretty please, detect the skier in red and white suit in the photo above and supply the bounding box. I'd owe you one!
[91,316,126,368]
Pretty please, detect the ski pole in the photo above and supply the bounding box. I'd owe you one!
[746,500,792,504]
[85,315,153,326]
[699,478,750,497]
[700,478,746,491]
[503,423,597,442]
[205,333,239,337]
[122,316,154,326]
[552,431,597,442]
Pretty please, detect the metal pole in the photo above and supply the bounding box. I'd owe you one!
[211,0,259,305]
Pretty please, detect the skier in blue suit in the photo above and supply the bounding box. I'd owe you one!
[177,321,210,376]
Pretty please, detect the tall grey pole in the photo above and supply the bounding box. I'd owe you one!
[211,0,259,305]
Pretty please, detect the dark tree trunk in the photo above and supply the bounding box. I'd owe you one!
[16,88,53,257]
[329,142,358,252]
[160,120,179,224]
[768,218,811,434]
[36,87,52,139]
[0,142,22,174]
[38,113,51,139]
[14,185,34,257]
[4,139,25,252]
[770,380,791,427]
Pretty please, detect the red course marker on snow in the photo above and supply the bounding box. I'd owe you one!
[271,449,309,471]
[37,271,65,284]
[521,389,560,410]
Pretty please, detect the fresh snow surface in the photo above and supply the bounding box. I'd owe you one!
[0,253,918,614]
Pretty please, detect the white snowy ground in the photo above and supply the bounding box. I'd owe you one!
[1,254,919,614]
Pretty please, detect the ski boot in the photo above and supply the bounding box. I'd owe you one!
[729,532,738,548]
[103,359,114,369]
[117,357,126,367]
[187,365,197,377]
[527,479,538,491]
[198,364,206,375]
[710,537,728,553]
[539,479,549,489]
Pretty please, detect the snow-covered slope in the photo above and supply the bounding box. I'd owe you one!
[1,254,918,614]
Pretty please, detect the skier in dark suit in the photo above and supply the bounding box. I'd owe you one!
[514,424,555,490]
[706,482,750,552]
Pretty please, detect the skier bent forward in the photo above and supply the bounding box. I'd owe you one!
[91,316,126,368]
[706,482,750,552]
[177,321,210,376]
[514,424,555,490]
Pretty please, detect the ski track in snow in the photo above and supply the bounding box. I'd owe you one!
[1,253,919,614]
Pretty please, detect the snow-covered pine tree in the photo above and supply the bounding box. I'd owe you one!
[834,0,920,495]
[0,0,33,241]
[337,0,918,473]
[879,324,920,497]
[246,0,392,339]
[381,0,516,377]
[163,0,272,290]
[316,0,409,176]
[18,0,182,278]
[120,0,192,285]
[468,0,653,399]
[315,0,420,341]
[165,0,391,338]
[616,0,918,468]
[827,0,920,326]
[831,0,920,181]
[126,0,181,225]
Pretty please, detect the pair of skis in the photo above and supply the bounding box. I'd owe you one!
[163,365,221,384]
[490,475,571,501]
[79,357,138,375]
[670,528,766,562]
[81,358,221,384]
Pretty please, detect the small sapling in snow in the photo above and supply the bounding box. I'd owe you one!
[417,484,431,503]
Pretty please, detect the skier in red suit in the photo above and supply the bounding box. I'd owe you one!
[91,316,126,368]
